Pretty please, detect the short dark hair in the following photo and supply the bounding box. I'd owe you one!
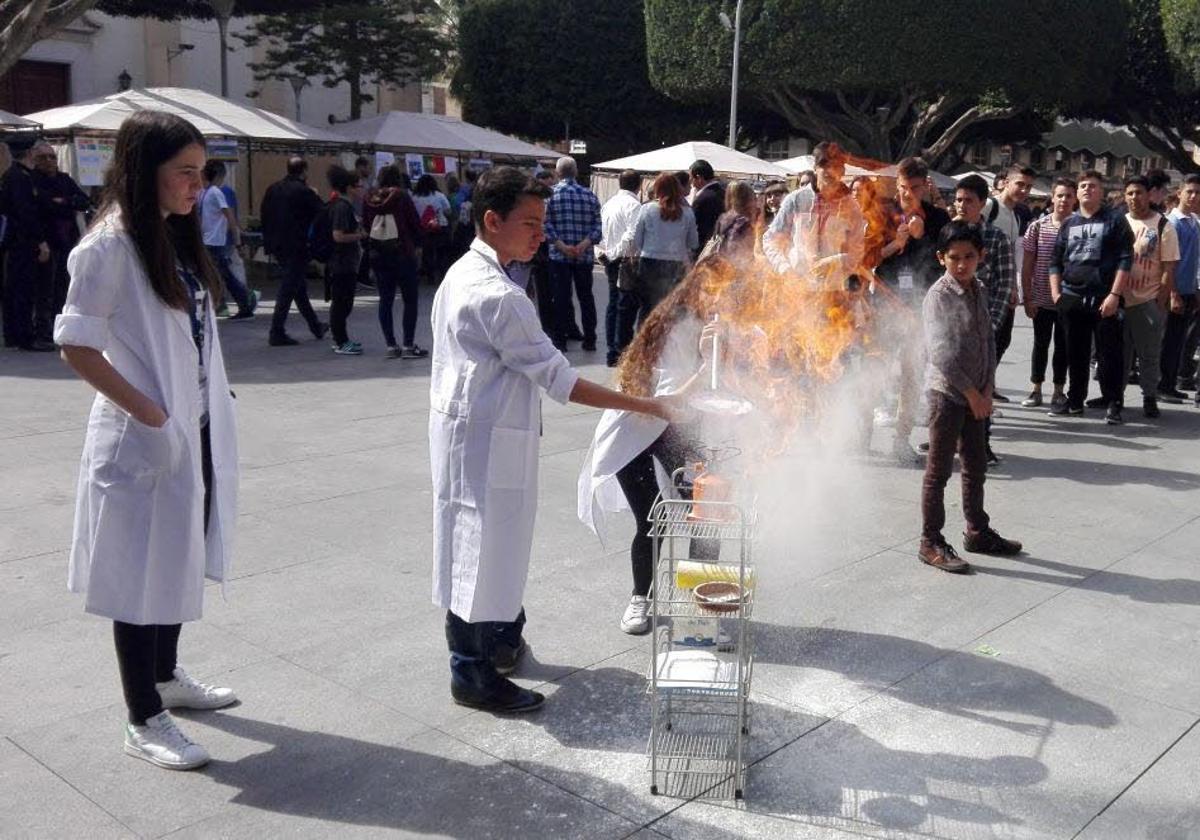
[1008,164,1037,179]
[618,169,641,192]
[472,165,551,227]
[812,141,846,168]
[956,174,989,202]
[327,164,358,194]
[896,156,928,180]
[937,220,985,254]
[688,159,715,181]
[354,155,370,169]
[202,159,226,182]
[286,156,307,177]
[1052,176,1077,192]
[1078,169,1104,185]
[1124,175,1150,190]
[1146,168,1171,190]
[378,164,403,189]
[674,170,690,190]
[1183,174,1200,188]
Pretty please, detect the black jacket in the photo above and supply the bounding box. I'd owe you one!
[691,180,726,250]
[0,162,46,249]
[32,169,90,252]
[260,175,323,257]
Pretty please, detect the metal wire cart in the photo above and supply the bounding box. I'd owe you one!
[646,468,757,800]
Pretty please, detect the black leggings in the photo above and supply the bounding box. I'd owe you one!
[329,271,357,346]
[113,425,212,725]
[614,428,718,596]
[1030,306,1067,386]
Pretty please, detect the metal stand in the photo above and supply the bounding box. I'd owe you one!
[647,469,756,800]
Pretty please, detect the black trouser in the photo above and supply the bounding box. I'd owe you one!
[529,259,555,335]
[614,428,719,597]
[329,271,357,346]
[113,425,212,726]
[922,391,989,544]
[445,608,526,699]
[635,258,685,327]
[372,243,419,347]
[2,244,38,348]
[270,252,321,339]
[1161,294,1198,389]
[1030,305,1067,386]
[603,259,638,363]
[34,249,69,343]
[549,261,597,346]
[420,228,449,284]
[1059,294,1123,409]
[994,306,1015,363]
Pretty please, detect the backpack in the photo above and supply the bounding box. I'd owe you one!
[307,200,337,263]
[420,202,442,233]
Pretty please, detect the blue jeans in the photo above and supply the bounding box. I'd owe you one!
[207,245,253,313]
[371,243,419,347]
[444,608,526,699]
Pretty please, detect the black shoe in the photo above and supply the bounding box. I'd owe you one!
[606,354,619,368]
[1128,370,1140,385]
[1178,378,1196,391]
[1106,404,1123,425]
[268,333,300,346]
[581,340,597,352]
[229,310,255,321]
[985,446,1001,466]
[917,441,930,453]
[1067,403,1084,416]
[1143,397,1160,419]
[963,527,1023,556]
[312,322,329,341]
[1157,387,1186,404]
[1085,396,1109,409]
[492,639,527,675]
[1047,401,1070,416]
[992,392,1010,403]
[566,327,585,341]
[450,678,544,714]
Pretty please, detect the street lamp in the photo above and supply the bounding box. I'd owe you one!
[718,0,744,149]
[117,69,132,92]
[289,75,308,122]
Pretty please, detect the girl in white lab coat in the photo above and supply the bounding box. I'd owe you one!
[54,111,239,771]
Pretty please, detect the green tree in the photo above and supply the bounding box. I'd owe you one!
[644,0,1127,165]
[237,0,450,120]
[452,0,748,162]
[1,0,101,80]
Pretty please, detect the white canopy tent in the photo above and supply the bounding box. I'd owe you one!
[591,140,789,203]
[780,155,958,191]
[0,109,39,130]
[334,111,558,162]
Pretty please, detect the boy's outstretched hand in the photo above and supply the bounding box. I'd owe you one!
[966,389,992,421]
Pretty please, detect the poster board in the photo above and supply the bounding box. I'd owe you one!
[405,154,459,179]
[75,138,115,187]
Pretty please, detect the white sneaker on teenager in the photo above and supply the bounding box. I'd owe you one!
[156,667,237,710]
[620,595,652,635]
[124,711,210,770]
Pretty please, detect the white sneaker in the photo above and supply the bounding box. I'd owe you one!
[620,595,652,635]
[156,667,237,710]
[124,711,210,770]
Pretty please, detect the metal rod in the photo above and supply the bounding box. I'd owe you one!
[710,314,720,391]
[727,0,743,148]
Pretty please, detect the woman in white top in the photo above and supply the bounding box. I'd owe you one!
[54,111,239,772]
[412,173,453,284]
[621,172,699,327]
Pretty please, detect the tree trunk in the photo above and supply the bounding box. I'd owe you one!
[0,0,100,81]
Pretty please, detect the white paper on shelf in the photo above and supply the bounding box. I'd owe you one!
[655,649,739,692]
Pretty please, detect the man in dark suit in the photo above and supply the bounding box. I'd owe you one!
[689,159,725,251]
[260,156,328,345]
[31,141,90,342]
[0,138,54,351]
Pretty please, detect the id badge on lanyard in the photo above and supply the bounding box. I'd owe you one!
[898,268,914,291]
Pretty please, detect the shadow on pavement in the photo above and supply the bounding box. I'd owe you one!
[992,453,1200,490]
[973,553,1200,606]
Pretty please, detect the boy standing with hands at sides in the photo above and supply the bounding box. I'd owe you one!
[429,167,678,713]
[919,222,1023,573]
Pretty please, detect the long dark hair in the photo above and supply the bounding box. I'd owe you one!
[97,110,219,310]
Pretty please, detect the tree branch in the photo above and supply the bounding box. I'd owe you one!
[923,103,1020,163]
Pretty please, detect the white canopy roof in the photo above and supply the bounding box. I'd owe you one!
[781,154,958,189]
[334,111,558,160]
[25,87,345,146]
[594,141,789,178]
[0,109,38,129]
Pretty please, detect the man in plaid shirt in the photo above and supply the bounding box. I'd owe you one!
[544,157,602,351]
[952,175,1014,466]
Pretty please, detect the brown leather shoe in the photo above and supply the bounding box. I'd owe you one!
[918,540,970,573]
[963,528,1023,556]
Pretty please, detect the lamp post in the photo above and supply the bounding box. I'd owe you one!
[117,69,132,92]
[210,0,236,98]
[289,75,308,122]
[718,0,744,149]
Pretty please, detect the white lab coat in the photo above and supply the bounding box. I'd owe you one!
[577,317,703,544]
[429,239,579,623]
[53,212,239,625]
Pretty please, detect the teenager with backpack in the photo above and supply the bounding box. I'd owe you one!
[364,165,426,358]
[412,174,451,284]
[324,165,367,355]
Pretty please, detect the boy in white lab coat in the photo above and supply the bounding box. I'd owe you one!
[430,167,675,713]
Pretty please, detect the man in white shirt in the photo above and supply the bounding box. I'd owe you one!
[599,169,643,366]
[198,160,256,319]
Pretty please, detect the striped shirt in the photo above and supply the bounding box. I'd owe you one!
[1022,214,1064,309]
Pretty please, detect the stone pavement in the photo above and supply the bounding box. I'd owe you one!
[2,272,1199,839]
